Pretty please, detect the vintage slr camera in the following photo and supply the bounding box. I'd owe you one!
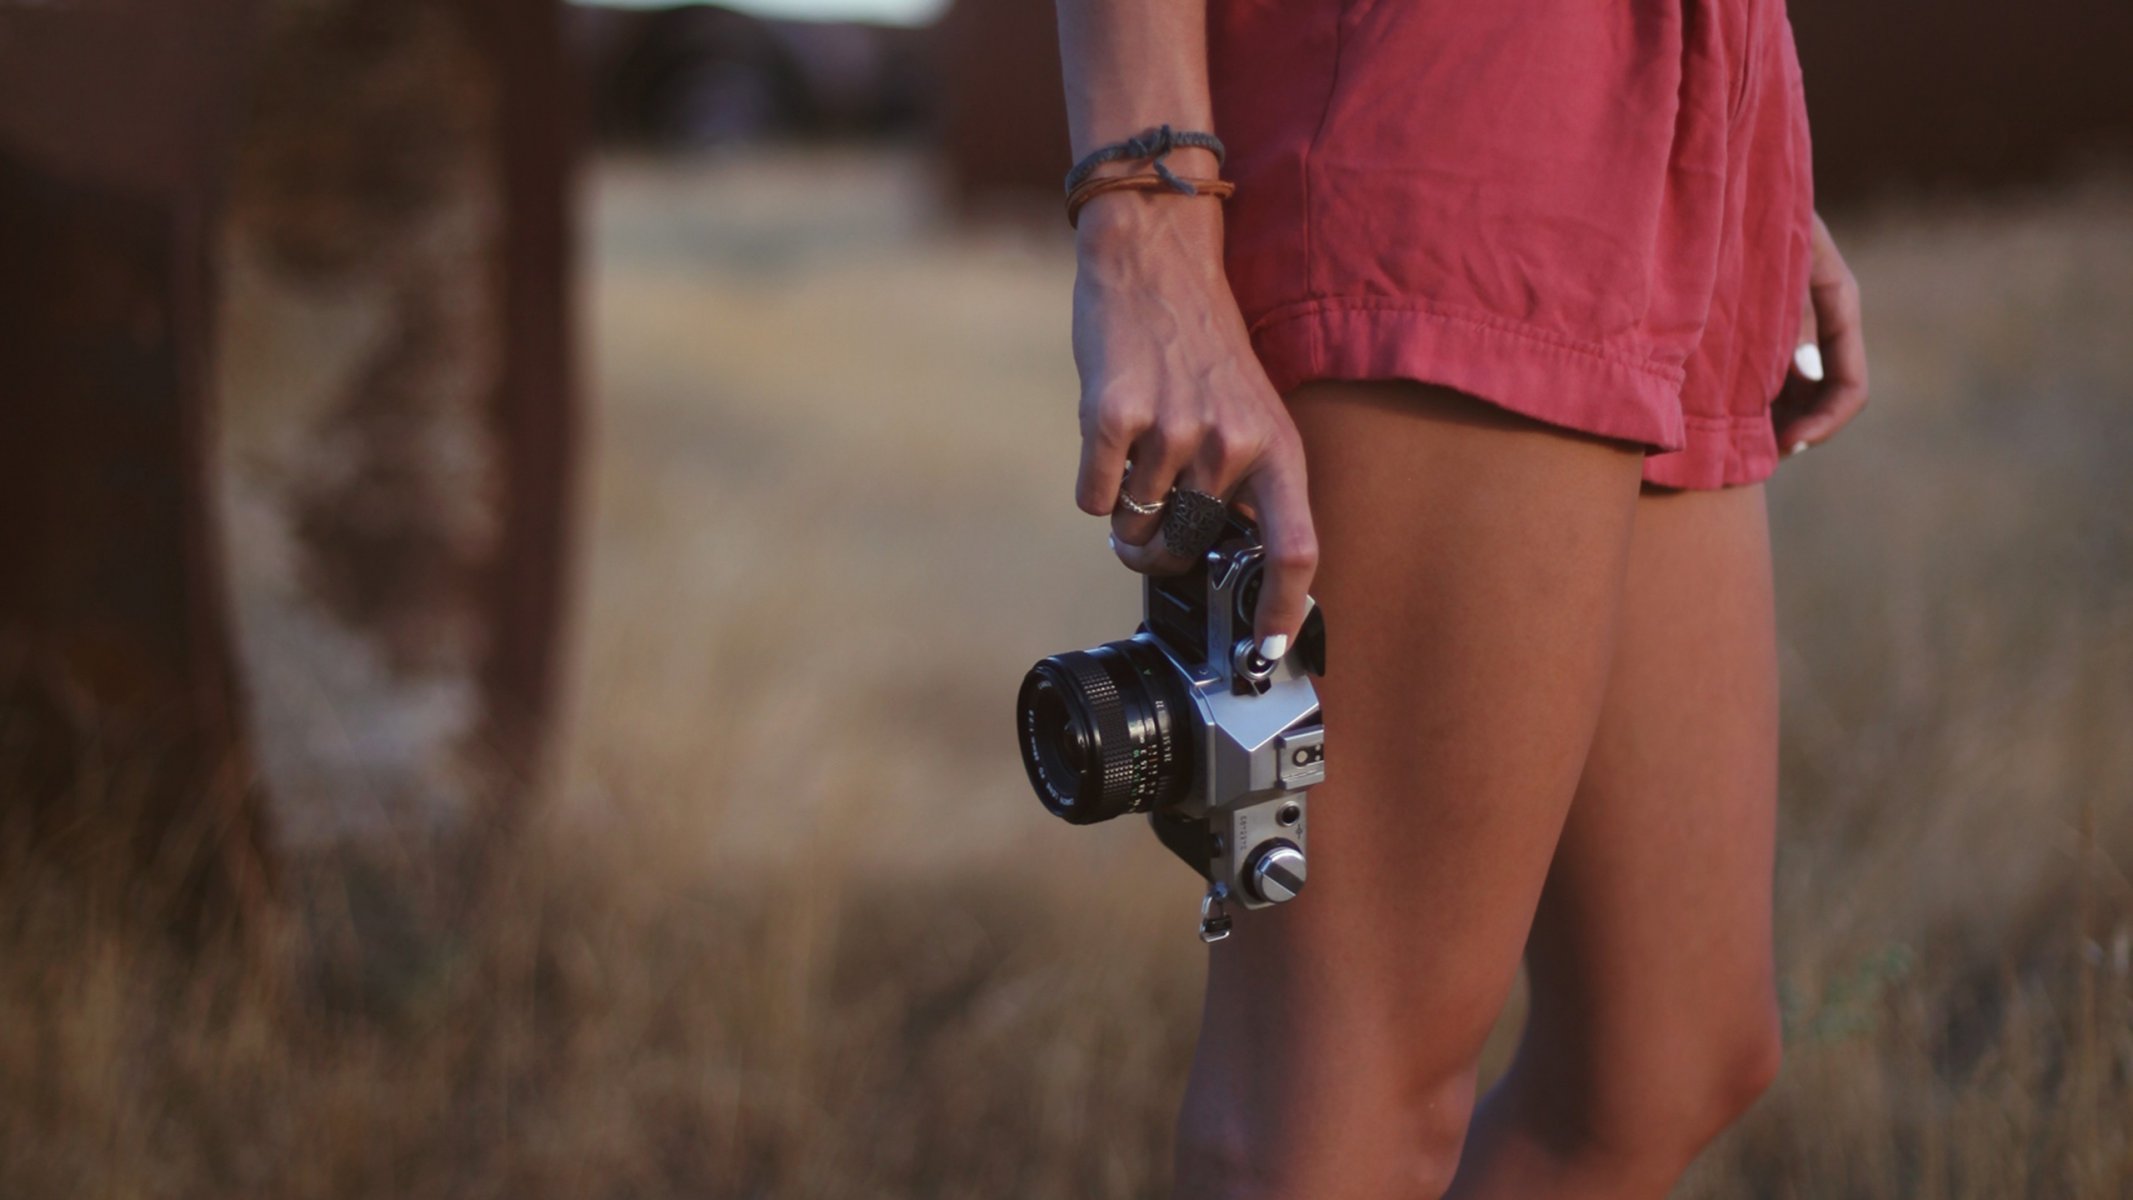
[1015,516,1326,941]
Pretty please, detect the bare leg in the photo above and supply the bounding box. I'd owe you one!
[1173,382,1645,1199]
[1447,484,1784,1199]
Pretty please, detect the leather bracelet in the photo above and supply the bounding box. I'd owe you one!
[1066,172,1236,229]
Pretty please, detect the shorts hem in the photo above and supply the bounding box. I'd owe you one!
[1246,296,1778,491]
[1247,296,1687,456]
[1642,411,1780,490]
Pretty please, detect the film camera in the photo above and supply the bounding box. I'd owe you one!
[1015,516,1326,941]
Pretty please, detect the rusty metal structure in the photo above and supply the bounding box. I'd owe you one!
[0,0,269,917]
[219,0,577,842]
[0,0,578,908]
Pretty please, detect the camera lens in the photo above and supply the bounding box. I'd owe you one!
[1016,639,1195,824]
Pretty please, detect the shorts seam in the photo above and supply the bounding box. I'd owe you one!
[1299,0,1351,309]
[1248,295,1685,386]
[1729,3,1761,126]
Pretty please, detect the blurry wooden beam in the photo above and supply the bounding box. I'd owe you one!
[1789,0,2133,207]
[216,0,577,841]
[936,0,1069,215]
[476,0,579,813]
[0,1,273,922]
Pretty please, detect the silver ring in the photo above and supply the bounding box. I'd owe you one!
[1114,489,1166,518]
[1112,463,1167,518]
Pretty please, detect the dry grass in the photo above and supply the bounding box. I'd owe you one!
[3,151,2130,1197]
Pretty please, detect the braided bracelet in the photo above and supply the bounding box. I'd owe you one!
[1064,124,1227,196]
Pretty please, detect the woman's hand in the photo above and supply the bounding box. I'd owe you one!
[1069,194,1317,660]
[1777,212,1869,454]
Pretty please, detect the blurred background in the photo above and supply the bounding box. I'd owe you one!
[2,0,2130,1196]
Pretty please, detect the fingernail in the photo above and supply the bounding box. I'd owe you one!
[1788,440,1811,457]
[1793,343,1825,382]
[1108,533,1119,552]
[1258,634,1289,660]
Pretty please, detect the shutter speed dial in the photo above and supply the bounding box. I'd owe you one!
[1245,840,1307,904]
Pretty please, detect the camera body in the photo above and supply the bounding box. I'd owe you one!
[1016,517,1326,939]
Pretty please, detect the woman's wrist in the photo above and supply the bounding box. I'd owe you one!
[1073,181,1228,276]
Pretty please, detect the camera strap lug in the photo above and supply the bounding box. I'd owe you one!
[1199,882,1233,943]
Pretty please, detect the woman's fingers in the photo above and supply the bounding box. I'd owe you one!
[1074,385,1143,517]
[1109,527,1187,574]
[1109,403,1269,570]
[1107,460,1214,575]
[1105,462,1169,546]
[1235,434,1317,657]
[1109,410,1203,548]
[1798,263,1869,442]
[1775,214,1869,453]
[1074,358,1317,660]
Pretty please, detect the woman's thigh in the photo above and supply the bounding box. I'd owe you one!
[1508,483,1783,1142]
[1176,381,1646,1197]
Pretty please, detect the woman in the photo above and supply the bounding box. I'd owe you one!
[1055,0,1868,1196]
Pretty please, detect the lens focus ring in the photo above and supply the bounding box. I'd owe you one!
[1049,652,1136,806]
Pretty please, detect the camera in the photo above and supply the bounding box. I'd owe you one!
[1015,515,1326,941]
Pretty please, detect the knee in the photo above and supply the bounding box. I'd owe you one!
[1731,1014,1785,1105]
[1675,1016,1783,1145]
[1529,1005,1783,1179]
[1392,1074,1480,1200]
[1175,1067,1479,1200]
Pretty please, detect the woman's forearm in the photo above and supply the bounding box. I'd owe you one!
[1052,0,1319,655]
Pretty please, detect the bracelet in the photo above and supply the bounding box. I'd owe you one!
[1066,171,1236,228]
[1064,124,1227,196]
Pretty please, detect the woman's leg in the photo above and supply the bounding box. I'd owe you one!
[1173,381,1647,1199]
[1446,483,1784,1199]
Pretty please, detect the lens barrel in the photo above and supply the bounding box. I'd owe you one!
[1016,639,1195,824]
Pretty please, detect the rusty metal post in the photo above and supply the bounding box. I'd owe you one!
[216,0,576,839]
[0,1,273,918]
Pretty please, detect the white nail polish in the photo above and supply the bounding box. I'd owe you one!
[1793,343,1825,382]
[1258,634,1289,661]
[1789,440,1810,457]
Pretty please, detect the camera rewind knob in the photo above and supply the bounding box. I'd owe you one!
[1245,841,1307,904]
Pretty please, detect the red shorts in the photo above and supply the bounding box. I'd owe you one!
[1209,0,1815,488]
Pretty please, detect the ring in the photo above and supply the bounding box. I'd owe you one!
[1113,489,1165,518]
[1112,463,1166,518]
[1161,488,1228,560]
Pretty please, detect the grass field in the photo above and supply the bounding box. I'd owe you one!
[2,151,2129,1198]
